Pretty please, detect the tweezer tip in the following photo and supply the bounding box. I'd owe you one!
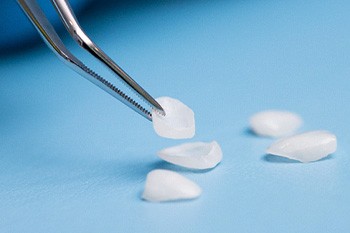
[151,100,166,117]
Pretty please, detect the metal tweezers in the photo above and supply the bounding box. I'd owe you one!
[17,0,165,121]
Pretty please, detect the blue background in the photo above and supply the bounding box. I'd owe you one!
[0,0,90,52]
[1,0,350,232]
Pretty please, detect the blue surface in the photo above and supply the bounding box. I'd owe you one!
[0,0,90,52]
[1,0,350,232]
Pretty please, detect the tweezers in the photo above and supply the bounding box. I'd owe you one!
[17,0,165,121]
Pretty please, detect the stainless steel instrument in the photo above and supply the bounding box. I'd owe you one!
[17,0,165,121]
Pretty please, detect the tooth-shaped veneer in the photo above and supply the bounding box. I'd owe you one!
[142,169,202,202]
[152,97,195,139]
[158,141,222,169]
[267,131,337,162]
[250,110,302,137]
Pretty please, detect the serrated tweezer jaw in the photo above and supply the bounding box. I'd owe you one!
[17,0,165,121]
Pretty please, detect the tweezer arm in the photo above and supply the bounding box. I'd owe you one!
[18,0,76,65]
[51,0,164,114]
[17,0,154,120]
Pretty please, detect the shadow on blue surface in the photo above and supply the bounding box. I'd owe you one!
[262,154,299,163]
[148,160,217,174]
[262,154,334,163]
[241,127,259,137]
[0,0,208,58]
[0,0,91,56]
[0,0,136,57]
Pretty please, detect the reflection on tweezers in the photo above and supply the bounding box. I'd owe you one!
[17,0,165,121]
